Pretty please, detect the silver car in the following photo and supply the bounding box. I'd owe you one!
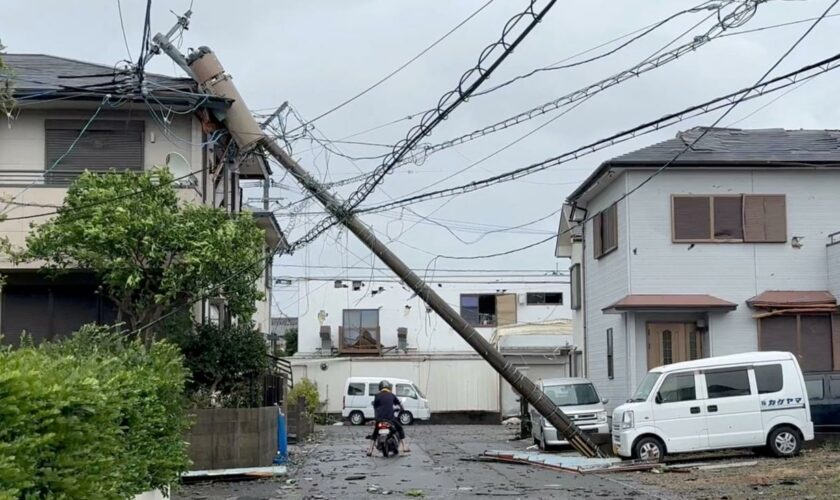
[530,378,609,450]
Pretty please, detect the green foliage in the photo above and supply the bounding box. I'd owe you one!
[0,325,190,499]
[0,40,15,118]
[19,168,266,345]
[284,327,298,357]
[288,378,320,416]
[170,321,269,408]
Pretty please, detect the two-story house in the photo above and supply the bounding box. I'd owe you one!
[0,54,283,343]
[288,275,575,420]
[556,127,840,411]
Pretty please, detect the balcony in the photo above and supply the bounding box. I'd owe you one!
[338,326,382,356]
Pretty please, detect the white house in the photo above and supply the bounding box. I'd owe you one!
[288,275,575,419]
[556,127,840,413]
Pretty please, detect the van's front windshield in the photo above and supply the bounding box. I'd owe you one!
[545,383,600,406]
[630,372,661,402]
[412,384,426,399]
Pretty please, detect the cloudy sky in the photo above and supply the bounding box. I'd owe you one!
[3,0,839,315]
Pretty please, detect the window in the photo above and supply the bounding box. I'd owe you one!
[570,264,581,310]
[396,384,417,399]
[368,384,379,396]
[347,383,365,396]
[805,379,824,400]
[526,292,563,305]
[44,119,144,183]
[830,376,840,398]
[662,329,673,365]
[593,204,618,259]
[657,373,696,403]
[460,294,497,326]
[705,368,751,398]
[607,328,614,380]
[632,373,661,402]
[342,309,379,346]
[755,364,783,394]
[760,314,833,372]
[672,194,786,243]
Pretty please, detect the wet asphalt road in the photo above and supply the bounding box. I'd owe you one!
[177,424,655,499]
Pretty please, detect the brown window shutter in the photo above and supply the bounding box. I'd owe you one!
[713,196,743,240]
[606,204,618,252]
[593,213,603,258]
[495,294,517,326]
[800,315,832,372]
[743,195,787,243]
[673,196,711,241]
[759,316,797,353]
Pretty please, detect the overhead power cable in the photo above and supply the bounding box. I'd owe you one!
[356,51,840,214]
[471,0,729,98]
[389,0,764,171]
[287,0,496,132]
[340,0,559,213]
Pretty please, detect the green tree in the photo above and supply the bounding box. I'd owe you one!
[0,39,15,118]
[18,168,266,346]
[284,327,298,357]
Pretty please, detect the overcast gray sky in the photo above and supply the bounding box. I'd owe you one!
[3,0,839,315]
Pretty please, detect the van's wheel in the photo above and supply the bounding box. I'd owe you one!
[398,411,414,426]
[349,411,365,426]
[633,437,665,462]
[768,426,802,458]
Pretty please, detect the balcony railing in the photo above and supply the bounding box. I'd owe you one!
[0,169,198,187]
[338,326,382,355]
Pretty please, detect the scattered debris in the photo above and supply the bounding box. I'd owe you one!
[526,444,539,451]
[346,474,366,481]
[502,417,521,427]
[478,450,658,474]
[181,465,287,482]
[405,489,425,497]
[697,461,758,471]
[332,421,344,426]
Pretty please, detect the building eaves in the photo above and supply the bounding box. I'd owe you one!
[566,127,840,203]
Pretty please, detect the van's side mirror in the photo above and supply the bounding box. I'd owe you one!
[601,398,609,405]
[654,393,662,404]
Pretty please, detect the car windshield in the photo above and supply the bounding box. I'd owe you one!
[412,384,426,399]
[544,383,600,406]
[630,372,661,402]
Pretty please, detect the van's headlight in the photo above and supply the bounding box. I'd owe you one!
[621,410,634,429]
[596,411,607,423]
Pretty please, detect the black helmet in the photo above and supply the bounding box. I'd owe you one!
[378,380,392,391]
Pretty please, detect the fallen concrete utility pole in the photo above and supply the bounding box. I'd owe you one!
[179,46,603,458]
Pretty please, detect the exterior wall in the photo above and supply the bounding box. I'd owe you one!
[291,356,500,414]
[184,407,278,470]
[579,173,631,411]
[295,278,571,354]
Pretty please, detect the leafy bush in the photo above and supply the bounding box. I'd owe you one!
[288,378,320,416]
[0,325,190,499]
[170,322,269,408]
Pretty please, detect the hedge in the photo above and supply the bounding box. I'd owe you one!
[0,326,190,499]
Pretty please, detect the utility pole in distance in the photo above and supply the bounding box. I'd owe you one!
[176,46,603,458]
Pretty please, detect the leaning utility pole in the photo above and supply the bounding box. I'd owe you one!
[167,45,602,458]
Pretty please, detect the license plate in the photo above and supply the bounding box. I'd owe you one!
[378,429,389,435]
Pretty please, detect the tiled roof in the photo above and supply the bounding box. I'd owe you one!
[603,294,738,313]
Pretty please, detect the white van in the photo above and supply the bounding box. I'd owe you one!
[342,377,431,426]
[530,378,609,450]
[612,351,814,461]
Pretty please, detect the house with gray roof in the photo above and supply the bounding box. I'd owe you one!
[0,54,283,343]
[556,127,840,412]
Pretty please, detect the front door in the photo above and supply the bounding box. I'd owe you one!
[647,323,704,370]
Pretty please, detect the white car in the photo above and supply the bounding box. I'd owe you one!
[612,351,814,461]
[342,376,431,426]
[530,378,609,450]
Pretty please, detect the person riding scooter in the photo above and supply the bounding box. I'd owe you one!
[366,380,410,456]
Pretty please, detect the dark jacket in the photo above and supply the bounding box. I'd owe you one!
[372,390,403,421]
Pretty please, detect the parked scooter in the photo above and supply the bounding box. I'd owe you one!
[373,420,400,458]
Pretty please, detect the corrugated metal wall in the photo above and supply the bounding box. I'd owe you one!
[291,357,500,414]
